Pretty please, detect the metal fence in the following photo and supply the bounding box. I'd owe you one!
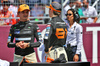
[0,0,100,24]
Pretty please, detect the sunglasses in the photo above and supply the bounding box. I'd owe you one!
[65,14,72,16]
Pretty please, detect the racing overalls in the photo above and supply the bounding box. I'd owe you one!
[44,16,68,62]
[7,21,42,65]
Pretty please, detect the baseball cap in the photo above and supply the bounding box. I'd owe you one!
[18,4,30,12]
[46,2,61,12]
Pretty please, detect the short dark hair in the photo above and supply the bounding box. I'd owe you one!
[2,1,11,6]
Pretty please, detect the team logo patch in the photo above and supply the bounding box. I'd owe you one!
[37,30,40,32]
[8,36,11,39]
[39,39,42,42]
[38,32,41,35]
[47,25,51,27]
[14,31,20,34]
[45,34,49,36]
[46,27,50,29]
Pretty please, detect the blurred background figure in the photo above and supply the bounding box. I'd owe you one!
[63,0,76,26]
[75,0,84,23]
[0,0,16,25]
[25,0,40,10]
[81,0,98,23]
[52,0,61,3]
[31,4,44,21]
[64,0,76,14]
[8,3,18,17]
[0,0,99,24]
[41,0,49,5]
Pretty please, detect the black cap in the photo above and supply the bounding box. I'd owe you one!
[2,1,11,6]
[46,2,61,12]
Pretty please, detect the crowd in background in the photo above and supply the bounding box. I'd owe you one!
[0,0,100,25]
[64,0,98,24]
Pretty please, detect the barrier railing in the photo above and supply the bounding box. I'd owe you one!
[0,14,100,24]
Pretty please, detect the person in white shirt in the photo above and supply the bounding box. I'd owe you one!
[64,0,76,14]
[8,4,18,17]
[65,9,83,62]
[81,0,98,23]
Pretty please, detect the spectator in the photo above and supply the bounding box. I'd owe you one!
[0,1,16,25]
[9,0,14,3]
[25,0,40,9]
[14,0,26,4]
[91,0,95,4]
[19,0,26,4]
[75,0,84,23]
[8,3,18,17]
[81,0,92,5]
[63,0,76,26]
[64,0,76,14]
[41,0,49,5]
[31,4,44,20]
[81,0,98,23]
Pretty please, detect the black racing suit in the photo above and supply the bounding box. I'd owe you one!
[44,16,68,52]
[7,21,42,56]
